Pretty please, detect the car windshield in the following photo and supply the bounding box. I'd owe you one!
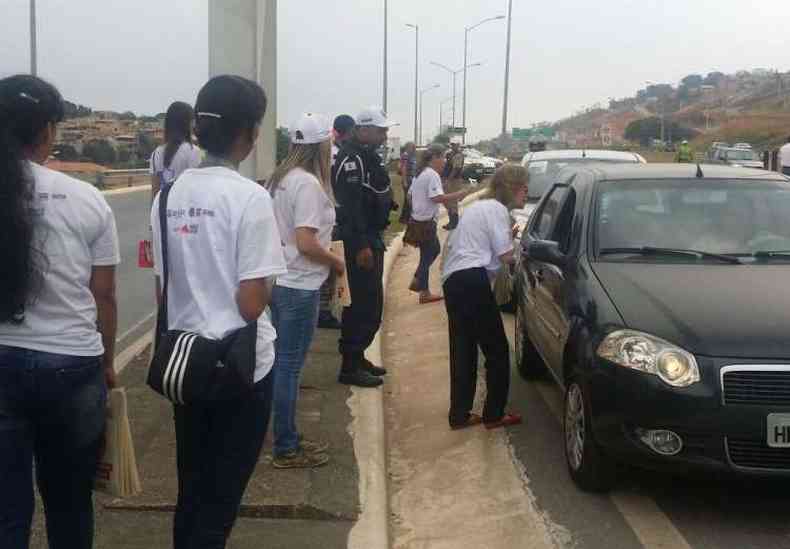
[526,157,636,199]
[595,179,790,260]
[725,149,758,161]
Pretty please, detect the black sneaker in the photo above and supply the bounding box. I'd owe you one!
[361,357,387,377]
[317,311,341,330]
[338,370,384,388]
[273,448,330,469]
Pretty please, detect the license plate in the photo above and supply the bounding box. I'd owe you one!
[767,413,790,448]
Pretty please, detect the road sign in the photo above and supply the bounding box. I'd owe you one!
[513,127,555,140]
[447,126,467,135]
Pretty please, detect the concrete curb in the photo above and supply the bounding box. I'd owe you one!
[347,187,486,548]
[347,233,405,549]
[103,185,149,196]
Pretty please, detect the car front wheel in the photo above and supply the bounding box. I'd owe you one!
[564,378,614,492]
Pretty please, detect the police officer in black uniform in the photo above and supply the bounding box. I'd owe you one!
[332,107,396,387]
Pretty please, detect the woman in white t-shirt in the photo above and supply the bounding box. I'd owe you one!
[407,144,468,304]
[441,164,528,431]
[267,113,345,469]
[150,75,286,547]
[149,101,202,199]
[0,75,120,547]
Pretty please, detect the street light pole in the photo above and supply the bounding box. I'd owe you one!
[30,0,37,76]
[383,0,388,113]
[462,15,505,144]
[431,61,483,130]
[406,24,419,145]
[501,0,513,136]
[419,84,440,146]
[439,97,453,134]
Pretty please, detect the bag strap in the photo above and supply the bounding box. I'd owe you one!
[156,181,173,343]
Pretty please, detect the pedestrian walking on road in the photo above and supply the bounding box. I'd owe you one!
[442,139,465,230]
[317,114,356,331]
[0,75,120,549]
[405,144,469,304]
[331,107,396,388]
[441,164,528,430]
[779,136,790,176]
[268,113,345,469]
[398,141,417,224]
[149,101,202,200]
[150,75,286,549]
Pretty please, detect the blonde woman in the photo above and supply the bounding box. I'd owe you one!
[441,164,528,430]
[268,113,345,468]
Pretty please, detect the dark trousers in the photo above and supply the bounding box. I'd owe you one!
[443,268,510,426]
[173,375,273,549]
[0,347,106,549]
[339,245,385,361]
[413,226,440,292]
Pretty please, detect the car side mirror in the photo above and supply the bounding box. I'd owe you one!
[524,239,566,267]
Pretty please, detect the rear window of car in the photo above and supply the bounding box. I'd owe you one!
[526,157,637,199]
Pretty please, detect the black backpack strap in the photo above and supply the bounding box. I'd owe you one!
[155,182,172,347]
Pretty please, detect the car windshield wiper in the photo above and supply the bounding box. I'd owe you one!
[753,250,790,260]
[599,246,742,264]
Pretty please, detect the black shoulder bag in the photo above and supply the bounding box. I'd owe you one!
[147,183,258,404]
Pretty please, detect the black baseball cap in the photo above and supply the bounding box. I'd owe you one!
[333,114,355,134]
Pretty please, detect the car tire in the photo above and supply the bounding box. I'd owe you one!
[563,377,615,493]
[515,300,547,379]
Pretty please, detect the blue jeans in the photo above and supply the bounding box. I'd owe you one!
[0,346,107,549]
[413,226,441,292]
[270,285,321,457]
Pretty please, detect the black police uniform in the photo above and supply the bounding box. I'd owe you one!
[332,139,394,384]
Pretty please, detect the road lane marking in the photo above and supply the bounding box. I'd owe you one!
[610,493,693,549]
[116,310,157,343]
[503,313,694,549]
[114,330,153,374]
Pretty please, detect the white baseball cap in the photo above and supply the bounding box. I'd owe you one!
[355,106,398,128]
[289,112,332,144]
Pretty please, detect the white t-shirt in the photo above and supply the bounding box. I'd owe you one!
[0,162,120,356]
[442,199,514,283]
[779,143,790,168]
[151,166,287,382]
[272,168,336,291]
[149,143,202,187]
[409,167,444,221]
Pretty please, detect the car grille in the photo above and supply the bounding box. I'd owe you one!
[727,438,790,470]
[722,369,790,406]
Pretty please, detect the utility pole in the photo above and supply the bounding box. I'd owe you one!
[406,24,419,145]
[383,0,388,113]
[501,0,513,137]
[30,0,37,76]
[462,15,505,144]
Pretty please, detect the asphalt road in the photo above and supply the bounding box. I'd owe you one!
[502,314,790,549]
[106,189,156,355]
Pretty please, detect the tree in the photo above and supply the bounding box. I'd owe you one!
[119,111,137,121]
[681,74,703,88]
[276,127,290,163]
[52,144,79,161]
[83,139,117,165]
[624,117,698,146]
[137,132,158,161]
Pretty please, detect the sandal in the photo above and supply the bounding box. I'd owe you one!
[419,294,444,304]
[450,413,482,431]
[484,413,523,430]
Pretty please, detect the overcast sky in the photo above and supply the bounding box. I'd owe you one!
[3,0,790,142]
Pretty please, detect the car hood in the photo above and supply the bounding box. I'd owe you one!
[592,262,790,358]
[729,160,764,168]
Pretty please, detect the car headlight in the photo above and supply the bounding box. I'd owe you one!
[596,330,700,387]
[731,163,743,168]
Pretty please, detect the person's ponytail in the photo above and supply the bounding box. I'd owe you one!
[0,75,64,324]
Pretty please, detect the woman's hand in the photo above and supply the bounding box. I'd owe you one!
[333,255,346,277]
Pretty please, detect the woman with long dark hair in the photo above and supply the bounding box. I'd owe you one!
[149,101,201,199]
[441,164,527,430]
[0,75,120,548]
[406,144,467,304]
[150,75,286,548]
[268,113,345,469]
